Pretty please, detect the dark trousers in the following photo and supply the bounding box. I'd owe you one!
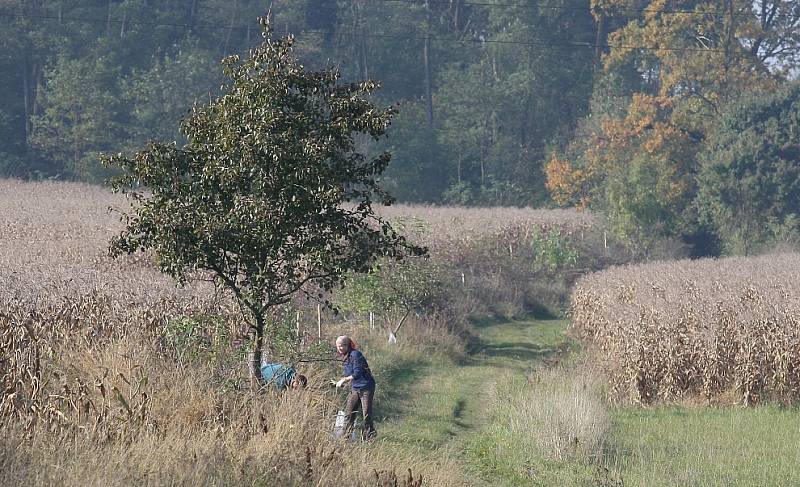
[344,388,376,439]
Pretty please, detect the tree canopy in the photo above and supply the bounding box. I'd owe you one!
[696,83,800,254]
[104,19,424,379]
[3,0,800,257]
[545,0,798,255]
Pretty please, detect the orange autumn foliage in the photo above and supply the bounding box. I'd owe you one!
[546,94,696,212]
[545,153,593,209]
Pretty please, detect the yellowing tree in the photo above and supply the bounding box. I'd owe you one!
[546,0,797,254]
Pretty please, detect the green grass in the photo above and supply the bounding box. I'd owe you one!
[365,317,572,485]
[605,405,800,486]
[366,318,800,486]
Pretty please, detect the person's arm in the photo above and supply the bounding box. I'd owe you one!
[336,352,362,387]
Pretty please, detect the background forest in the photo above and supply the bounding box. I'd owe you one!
[1,0,799,256]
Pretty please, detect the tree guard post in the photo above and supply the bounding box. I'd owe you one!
[317,304,322,338]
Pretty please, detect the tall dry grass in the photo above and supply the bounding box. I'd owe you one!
[0,179,464,485]
[494,365,610,463]
[571,253,800,405]
[1,313,457,486]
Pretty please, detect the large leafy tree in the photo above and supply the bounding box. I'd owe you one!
[30,53,125,182]
[696,83,800,254]
[548,94,700,255]
[122,40,221,149]
[546,0,797,253]
[104,19,424,384]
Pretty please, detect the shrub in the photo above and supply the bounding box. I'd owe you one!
[496,366,610,462]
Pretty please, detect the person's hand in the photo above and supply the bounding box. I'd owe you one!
[335,378,347,388]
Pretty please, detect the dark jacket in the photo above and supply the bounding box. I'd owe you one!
[343,349,375,391]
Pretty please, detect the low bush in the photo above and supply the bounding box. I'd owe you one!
[490,364,610,463]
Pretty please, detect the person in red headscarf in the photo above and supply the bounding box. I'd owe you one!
[334,335,376,439]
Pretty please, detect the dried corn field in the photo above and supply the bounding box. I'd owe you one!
[572,254,800,405]
[379,204,599,266]
[0,179,458,486]
[0,179,247,434]
[0,179,611,485]
[381,204,596,240]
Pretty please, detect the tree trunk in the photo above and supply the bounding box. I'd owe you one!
[120,12,127,38]
[224,0,239,57]
[350,1,369,80]
[521,95,530,146]
[423,0,434,127]
[24,53,43,157]
[361,33,369,80]
[594,14,605,68]
[352,1,360,77]
[359,1,369,81]
[457,151,462,183]
[423,39,433,126]
[32,63,42,126]
[480,142,486,186]
[722,0,735,105]
[107,0,113,36]
[23,53,31,142]
[248,310,266,390]
[521,48,535,146]
[187,0,198,29]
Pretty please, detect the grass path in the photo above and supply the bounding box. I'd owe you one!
[372,317,572,485]
[368,318,800,486]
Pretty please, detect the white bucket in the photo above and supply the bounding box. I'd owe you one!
[333,410,347,438]
[333,410,359,441]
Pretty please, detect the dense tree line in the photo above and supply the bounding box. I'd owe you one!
[1,0,798,255]
[0,0,596,196]
[545,0,800,255]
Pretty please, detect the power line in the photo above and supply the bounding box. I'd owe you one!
[0,11,726,53]
[373,0,731,18]
[330,27,725,52]
[0,11,235,32]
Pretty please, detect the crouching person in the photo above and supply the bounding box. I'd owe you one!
[261,359,307,391]
[334,335,376,440]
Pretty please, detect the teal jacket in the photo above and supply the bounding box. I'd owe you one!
[260,363,296,390]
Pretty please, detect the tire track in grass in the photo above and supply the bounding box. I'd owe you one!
[366,318,800,486]
[372,317,572,486]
